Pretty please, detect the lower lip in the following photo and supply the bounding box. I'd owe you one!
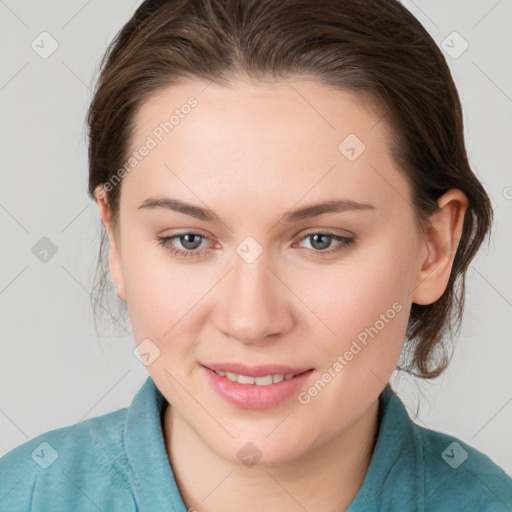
[201,366,315,409]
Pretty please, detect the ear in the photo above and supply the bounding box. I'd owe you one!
[95,185,126,302]
[412,189,468,306]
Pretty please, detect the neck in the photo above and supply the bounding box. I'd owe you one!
[163,399,380,512]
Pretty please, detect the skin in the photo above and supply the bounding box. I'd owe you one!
[96,77,468,512]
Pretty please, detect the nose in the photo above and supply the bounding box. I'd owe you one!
[213,247,295,344]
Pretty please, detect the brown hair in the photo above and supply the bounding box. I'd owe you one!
[87,0,493,379]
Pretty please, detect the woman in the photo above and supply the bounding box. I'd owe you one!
[1,0,511,510]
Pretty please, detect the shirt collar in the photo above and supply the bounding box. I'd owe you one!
[124,377,423,511]
[347,383,425,511]
[124,376,188,512]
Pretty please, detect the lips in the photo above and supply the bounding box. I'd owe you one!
[202,365,315,409]
[202,362,313,378]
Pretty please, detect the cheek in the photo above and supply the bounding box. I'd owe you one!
[120,239,207,346]
[302,236,414,370]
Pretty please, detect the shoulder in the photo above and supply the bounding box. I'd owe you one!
[414,423,512,511]
[347,386,512,511]
[0,408,137,512]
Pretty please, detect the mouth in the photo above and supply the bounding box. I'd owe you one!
[209,368,312,386]
[201,364,315,409]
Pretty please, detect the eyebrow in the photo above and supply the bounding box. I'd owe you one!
[137,196,376,224]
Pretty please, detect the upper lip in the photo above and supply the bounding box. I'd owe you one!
[203,362,313,378]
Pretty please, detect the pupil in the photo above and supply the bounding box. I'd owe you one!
[182,234,201,250]
[311,234,330,250]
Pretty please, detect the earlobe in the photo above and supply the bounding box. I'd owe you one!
[108,246,127,302]
[95,185,127,302]
[412,189,468,306]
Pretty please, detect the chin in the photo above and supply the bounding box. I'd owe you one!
[211,437,309,468]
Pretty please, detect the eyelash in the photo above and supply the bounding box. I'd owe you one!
[156,230,356,259]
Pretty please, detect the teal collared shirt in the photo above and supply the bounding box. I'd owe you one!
[1,377,511,511]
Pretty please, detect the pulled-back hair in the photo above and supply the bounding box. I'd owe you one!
[87,0,493,379]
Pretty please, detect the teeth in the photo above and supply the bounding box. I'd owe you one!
[216,370,299,385]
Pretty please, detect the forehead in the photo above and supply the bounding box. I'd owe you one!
[132,77,387,149]
[123,78,410,217]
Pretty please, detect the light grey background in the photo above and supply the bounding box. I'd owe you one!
[1,0,511,476]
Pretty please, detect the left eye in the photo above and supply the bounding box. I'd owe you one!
[156,231,355,259]
[296,232,355,253]
[157,233,211,258]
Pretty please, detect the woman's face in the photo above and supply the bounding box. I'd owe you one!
[104,78,430,465]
